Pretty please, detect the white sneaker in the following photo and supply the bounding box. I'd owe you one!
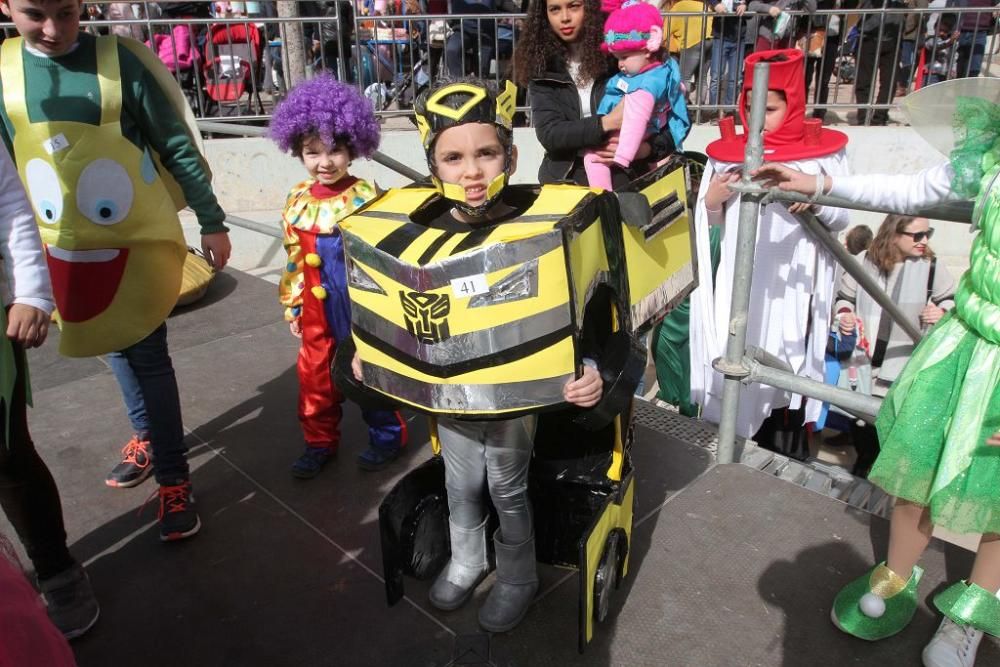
[922,617,984,667]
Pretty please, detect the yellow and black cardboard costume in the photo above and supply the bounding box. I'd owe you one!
[335,81,696,650]
[338,161,694,419]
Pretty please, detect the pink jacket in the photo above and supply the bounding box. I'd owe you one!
[148,25,201,72]
[0,553,76,667]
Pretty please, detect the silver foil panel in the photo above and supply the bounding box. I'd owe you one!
[343,228,564,293]
[630,263,696,333]
[468,259,539,308]
[362,363,574,412]
[353,302,573,364]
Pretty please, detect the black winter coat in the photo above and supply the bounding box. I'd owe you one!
[529,57,676,185]
[528,58,614,184]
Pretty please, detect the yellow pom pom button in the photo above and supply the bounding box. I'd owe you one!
[305,253,322,268]
[310,285,328,300]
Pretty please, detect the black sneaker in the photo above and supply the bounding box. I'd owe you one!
[105,435,153,488]
[157,481,201,542]
[38,563,100,640]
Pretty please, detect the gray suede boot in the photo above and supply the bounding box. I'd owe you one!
[478,531,539,633]
[428,517,490,611]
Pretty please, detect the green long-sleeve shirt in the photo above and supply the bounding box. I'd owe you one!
[0,33,227,234]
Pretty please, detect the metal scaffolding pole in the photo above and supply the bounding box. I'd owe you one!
[746,360,881,426]
[729,181,974,225]
[707,64,979,462]
[714,62,771,465]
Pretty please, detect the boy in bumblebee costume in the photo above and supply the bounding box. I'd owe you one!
[352,78,605,633]
[341,78,693,645]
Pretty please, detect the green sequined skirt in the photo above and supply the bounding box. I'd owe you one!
[872,312,1000,535]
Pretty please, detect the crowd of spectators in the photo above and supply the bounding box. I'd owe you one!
[6,0,993,120]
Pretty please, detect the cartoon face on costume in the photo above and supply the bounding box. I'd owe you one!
[21,132,185,345]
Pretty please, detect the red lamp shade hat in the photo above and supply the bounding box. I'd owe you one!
[706,48,848,163]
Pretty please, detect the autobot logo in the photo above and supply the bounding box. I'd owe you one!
[400,291,451,343]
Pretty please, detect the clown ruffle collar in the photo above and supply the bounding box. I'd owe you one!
[283,177,376,234]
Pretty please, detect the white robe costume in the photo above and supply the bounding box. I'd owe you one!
[689,151,851,438]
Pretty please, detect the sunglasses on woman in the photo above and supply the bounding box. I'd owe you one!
[899,228,934,242]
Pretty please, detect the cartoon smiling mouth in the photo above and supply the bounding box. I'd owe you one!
[45,246,129,323]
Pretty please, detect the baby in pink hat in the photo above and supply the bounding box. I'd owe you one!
[583,0,690,190]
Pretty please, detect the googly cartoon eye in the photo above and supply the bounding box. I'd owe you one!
[25,159,63,224]
[76,159,134,226]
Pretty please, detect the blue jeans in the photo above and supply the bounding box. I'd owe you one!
[956,30,987,79]
[709,38,745,107]
[898,39,916,88]
[107,352,150,438]
[106,323,188,484]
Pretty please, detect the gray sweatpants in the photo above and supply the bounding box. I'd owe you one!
[438,415,537,545]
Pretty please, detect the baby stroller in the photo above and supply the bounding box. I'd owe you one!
[363,43,431,112]
[833,24,859,84]
[357,0,431,111]
[202,22,266,117]
[148,24,202,112]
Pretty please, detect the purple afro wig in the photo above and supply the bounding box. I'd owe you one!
[269,74,381,158]
[602,0,663,54]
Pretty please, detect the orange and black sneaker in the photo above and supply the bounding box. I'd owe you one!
[105,435,153,488]
[157,480,201,542]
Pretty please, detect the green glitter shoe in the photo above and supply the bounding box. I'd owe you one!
[831,562,924,641]
[933,580,1000,637]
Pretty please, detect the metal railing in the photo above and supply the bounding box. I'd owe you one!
[196,118,424,238]
[669,4,1000,124]
[3,1,995,126]
[713,58,973,464]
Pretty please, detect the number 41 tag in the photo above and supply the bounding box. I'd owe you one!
[451,274,489,298]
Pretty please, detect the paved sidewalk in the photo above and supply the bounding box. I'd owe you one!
[5,269,997,666]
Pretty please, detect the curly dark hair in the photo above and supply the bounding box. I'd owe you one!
[512,0,609,88]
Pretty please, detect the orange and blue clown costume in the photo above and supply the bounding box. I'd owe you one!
[280,176,406,472]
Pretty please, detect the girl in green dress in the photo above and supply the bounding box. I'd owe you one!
[755,78,1000,667]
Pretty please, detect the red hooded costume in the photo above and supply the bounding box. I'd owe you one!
[706,49,848,163]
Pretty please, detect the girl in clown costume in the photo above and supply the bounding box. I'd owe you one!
[269,75,406,477]
[755,77,1000,667]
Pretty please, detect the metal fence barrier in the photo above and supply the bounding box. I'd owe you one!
[713,58,974,464]
[3,1,996,126]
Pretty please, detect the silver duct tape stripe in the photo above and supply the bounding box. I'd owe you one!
[630,263,695,330]
[362,364,573,413]
[468,259,539,308]
[357,209,564,224]
[343,229,565,292]
[353,302,573,364]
